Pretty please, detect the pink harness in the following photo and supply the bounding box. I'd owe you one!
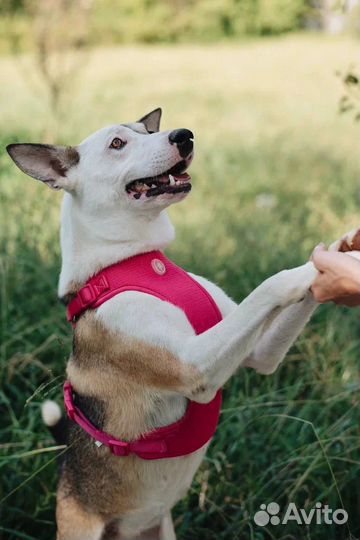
[65,251,223,459]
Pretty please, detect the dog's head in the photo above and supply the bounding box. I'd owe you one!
[6,108,194,212]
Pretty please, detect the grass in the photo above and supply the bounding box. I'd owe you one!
[0,34,359,540]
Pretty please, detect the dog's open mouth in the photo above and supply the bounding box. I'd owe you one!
[126,160,192,200]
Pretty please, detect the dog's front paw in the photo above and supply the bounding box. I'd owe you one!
[329,228,360,253]
[272,262,317,307]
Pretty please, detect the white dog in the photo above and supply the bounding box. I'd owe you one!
[8,109,344,540]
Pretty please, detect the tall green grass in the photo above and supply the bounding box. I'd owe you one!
[0,36,359,540]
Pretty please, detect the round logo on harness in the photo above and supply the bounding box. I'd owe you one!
[151,258,166,275]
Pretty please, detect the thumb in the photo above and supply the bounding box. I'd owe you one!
[310,243,326,262]
[312,244,331,271]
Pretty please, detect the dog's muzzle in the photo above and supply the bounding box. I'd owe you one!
[168,129,194,158]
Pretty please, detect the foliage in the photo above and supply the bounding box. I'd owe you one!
[5,0,92,140]
[0,0,312,52]
[0,0,25,14]
[253,0,306,34]
[0,36,359,540]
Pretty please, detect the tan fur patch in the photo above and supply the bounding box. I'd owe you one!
[67,312,203,439]
[65,146,80,167]
[56,475,105,540]
[69,311,202,398]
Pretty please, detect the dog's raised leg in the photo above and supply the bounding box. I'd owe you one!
[243,291,318,374]
[180,261,318,402]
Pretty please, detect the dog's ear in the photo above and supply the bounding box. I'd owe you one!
[137,108,162,133]
[6,143,79,191]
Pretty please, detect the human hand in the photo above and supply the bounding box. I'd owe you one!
[311,245,360,306]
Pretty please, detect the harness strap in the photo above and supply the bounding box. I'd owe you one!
[64,381,222,459]
[67,251,222,333]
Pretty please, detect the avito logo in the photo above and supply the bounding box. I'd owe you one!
[254,502,348,526]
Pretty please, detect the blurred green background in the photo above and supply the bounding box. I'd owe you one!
[0,1,359,540]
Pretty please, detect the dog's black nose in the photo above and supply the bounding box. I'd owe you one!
[168,129,194,158]
[168,129,194,144]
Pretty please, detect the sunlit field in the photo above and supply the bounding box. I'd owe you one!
[0,34,359,540]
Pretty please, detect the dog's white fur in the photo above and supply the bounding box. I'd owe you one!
[8,110,323,539]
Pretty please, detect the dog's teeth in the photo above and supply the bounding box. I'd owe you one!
[169,175,176,186]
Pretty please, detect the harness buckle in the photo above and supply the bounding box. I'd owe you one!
[78,284,96,307]
[108,439,131,457]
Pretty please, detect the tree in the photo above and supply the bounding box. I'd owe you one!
[14,0,93,140]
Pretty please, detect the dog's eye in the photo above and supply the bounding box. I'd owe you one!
[110,137,126,150]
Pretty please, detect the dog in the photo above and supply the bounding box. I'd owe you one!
[6,108,354,540]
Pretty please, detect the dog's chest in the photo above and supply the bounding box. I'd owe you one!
[118,446,209,536]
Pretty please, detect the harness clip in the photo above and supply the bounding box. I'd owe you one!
[78,284,96,306]
[108,439,131,457]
